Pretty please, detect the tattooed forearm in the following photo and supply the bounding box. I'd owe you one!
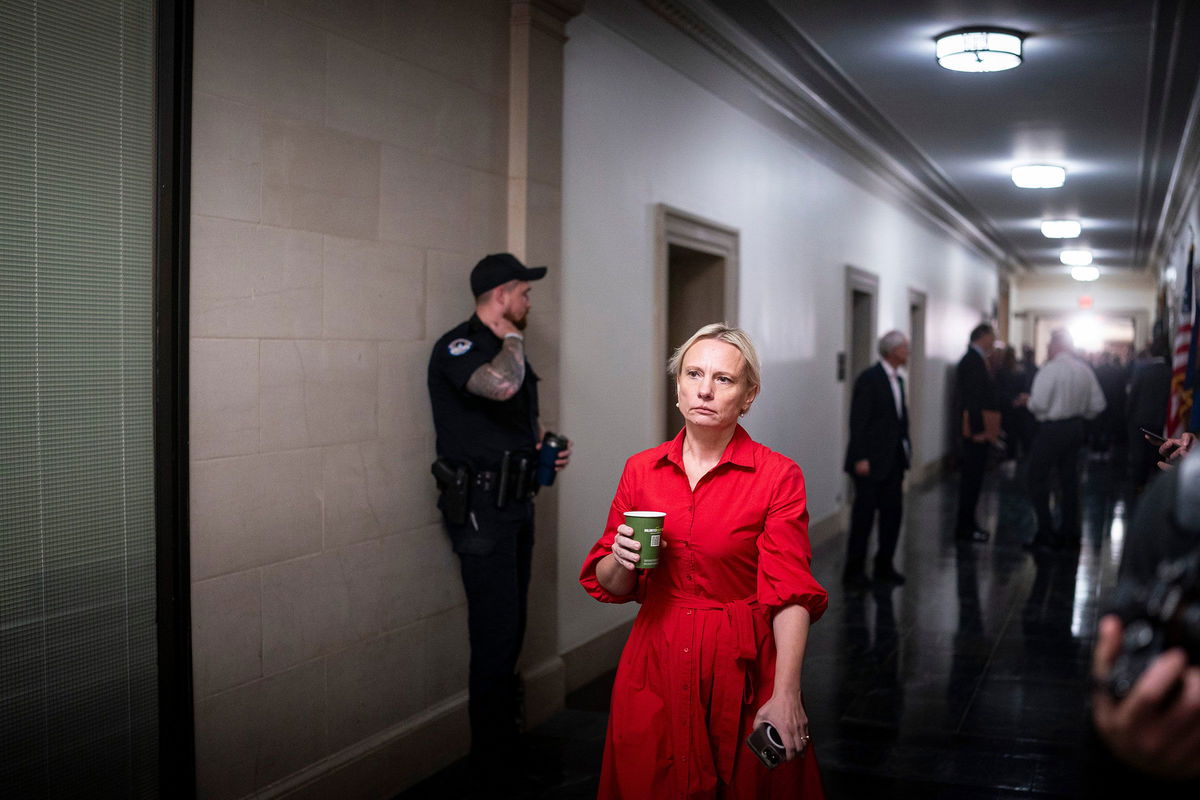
[465,336,526,400]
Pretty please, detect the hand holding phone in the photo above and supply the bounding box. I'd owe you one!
[1140,427,1166,445]
[746,722,786,769]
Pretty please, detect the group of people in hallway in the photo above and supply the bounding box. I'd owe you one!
[838,318,1200,797]
[953,322,1108,551]
[426,251,1198,798]
[839,319,1109,588]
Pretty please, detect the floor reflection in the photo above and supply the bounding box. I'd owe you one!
[397,452,1125,798]
[811,452,1122,798]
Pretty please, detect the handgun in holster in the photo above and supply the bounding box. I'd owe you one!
[431,458,470,525]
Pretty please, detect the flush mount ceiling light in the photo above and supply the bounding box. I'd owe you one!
[1070,266,1100,281]
[1012,164,1067,188]
[1041,219,1082,238]
[936,28,1024,73]
[1061,249,1093,267]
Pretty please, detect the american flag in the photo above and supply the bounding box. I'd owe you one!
[1168,243,1195,437]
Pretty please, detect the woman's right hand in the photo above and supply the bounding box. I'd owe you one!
[610,524,641,570]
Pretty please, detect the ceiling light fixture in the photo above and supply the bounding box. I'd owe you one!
[935,28,1024,73]
[1041,219,1082,238]
[1061,249,1093,267]
[1070,266,1100,282]
[1012,165,1067,188]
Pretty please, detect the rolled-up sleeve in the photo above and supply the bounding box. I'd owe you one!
[756,461,828,622]
[579,459,645,604]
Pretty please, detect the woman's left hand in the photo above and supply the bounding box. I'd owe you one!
[753,691,809,761]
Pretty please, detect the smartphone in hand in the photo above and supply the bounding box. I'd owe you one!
[746,722,785,769]
[1139,427,1166,445]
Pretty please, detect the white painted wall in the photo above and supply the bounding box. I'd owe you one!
[1015,273,1155,310]
[556,14,999,654]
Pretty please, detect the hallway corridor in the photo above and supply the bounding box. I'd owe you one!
[399,453,1127,799]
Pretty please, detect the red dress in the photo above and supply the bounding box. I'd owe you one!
[580,426,829,800]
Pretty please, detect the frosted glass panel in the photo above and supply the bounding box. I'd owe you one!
[0,1,158,796]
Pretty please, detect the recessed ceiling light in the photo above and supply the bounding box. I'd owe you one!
[936,29,1024,73]
[1041,219,1082,238]
[1012,165,1066,188]
[1070,266,1100,281]
[1061,250,1093,267]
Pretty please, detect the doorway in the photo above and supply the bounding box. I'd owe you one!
[665,245,727,439]
[656,206,739,443]
[844,267,879,390]
[1033,314,1136,362]
[908,289,927,475]
[843,267,879,511]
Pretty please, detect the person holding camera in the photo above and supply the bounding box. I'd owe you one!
[1088,453,1200,796]
[579,324,828,799]
[426,253,571,769]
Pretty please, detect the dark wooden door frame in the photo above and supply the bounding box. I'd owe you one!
[155,1,195,795]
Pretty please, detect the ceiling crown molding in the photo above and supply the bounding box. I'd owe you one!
[512,0,584,41]
[641,0,1025,273]
[1141,0,1200,275]
[1147,74,1200,274]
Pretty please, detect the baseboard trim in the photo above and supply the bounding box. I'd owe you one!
[261,690,470,800]
[260,655,566,800]
[521,655,566,729]
[562,617,636,692]
[910,454,948,487]
[808,508,843,549]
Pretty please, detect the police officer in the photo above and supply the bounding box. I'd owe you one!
[427,252,571,768]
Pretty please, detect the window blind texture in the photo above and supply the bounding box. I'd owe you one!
[0,1,157,796]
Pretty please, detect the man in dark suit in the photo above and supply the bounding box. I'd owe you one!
[843,330,911,588]
[956,323,999,542]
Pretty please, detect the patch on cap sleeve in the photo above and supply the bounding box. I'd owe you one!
[448,338,473,356]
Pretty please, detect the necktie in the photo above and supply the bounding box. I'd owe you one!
[898,374,911,463]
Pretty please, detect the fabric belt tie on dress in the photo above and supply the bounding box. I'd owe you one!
[660,589,763,784]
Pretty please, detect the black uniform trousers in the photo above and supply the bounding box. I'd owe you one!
[1027,417,1086,544]
[442,493,535,755]
[845,457,904,578]
[956,440,989,534]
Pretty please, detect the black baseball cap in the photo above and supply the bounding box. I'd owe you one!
[470,253,547,297]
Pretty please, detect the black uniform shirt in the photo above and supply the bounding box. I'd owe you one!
[427,314,539,470]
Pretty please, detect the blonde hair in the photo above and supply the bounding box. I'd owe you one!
[667,323,762,392]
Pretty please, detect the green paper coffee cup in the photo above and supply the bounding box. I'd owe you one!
[624,511,665,569]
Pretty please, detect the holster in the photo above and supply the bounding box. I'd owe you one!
[431,458,470,525]
[496,450,537,509]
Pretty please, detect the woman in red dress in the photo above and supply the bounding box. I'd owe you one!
[580,324,828,799]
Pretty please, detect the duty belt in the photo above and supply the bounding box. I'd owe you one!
[472,470,499,492]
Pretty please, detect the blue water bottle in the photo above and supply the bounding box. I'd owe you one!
[537,432,568,486]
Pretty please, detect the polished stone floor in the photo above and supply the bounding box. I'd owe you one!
[398,451,1129,798]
